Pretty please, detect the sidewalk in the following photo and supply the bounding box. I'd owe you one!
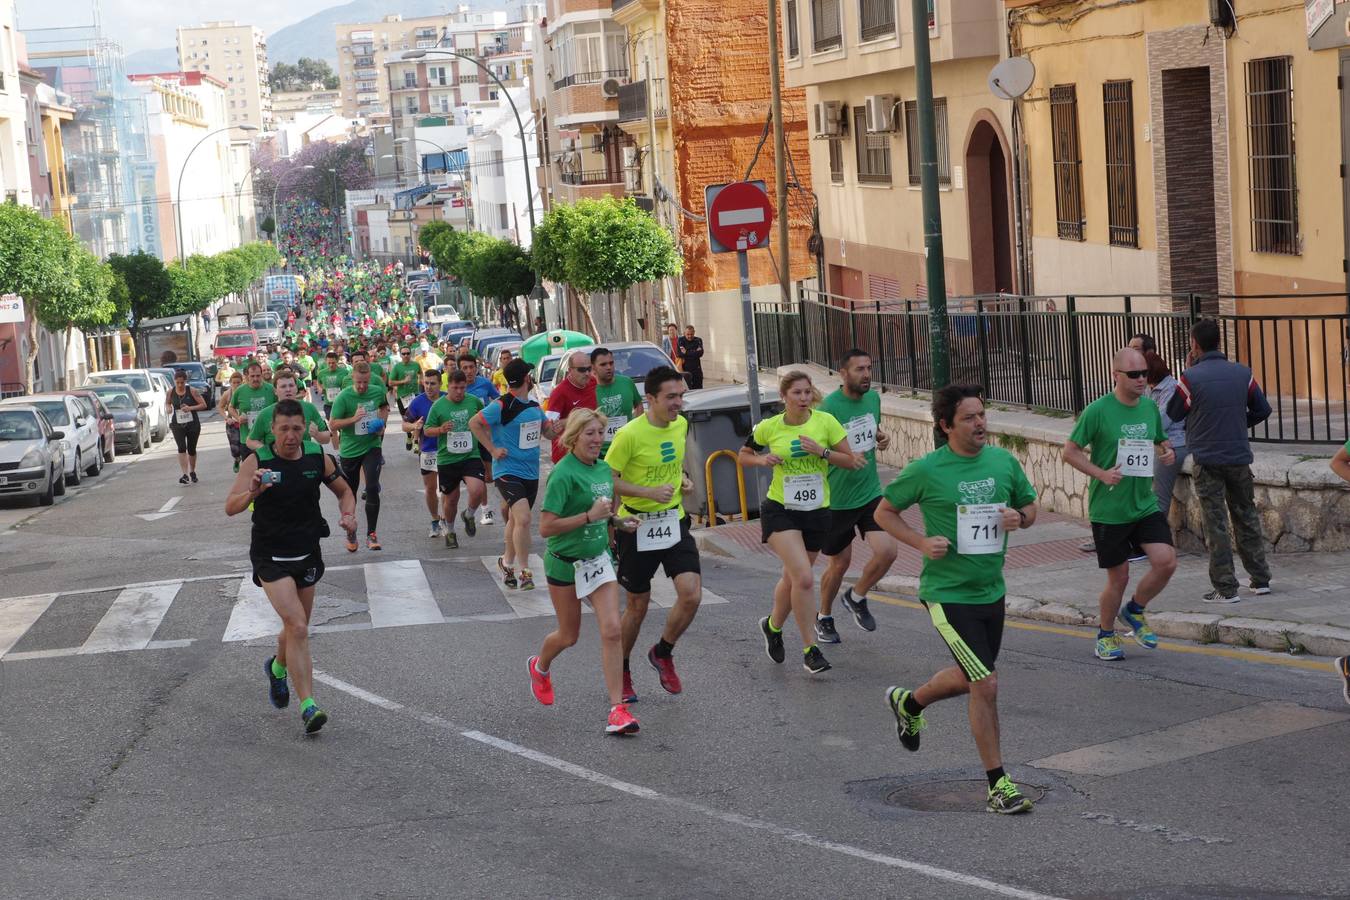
[693,505,1350,658]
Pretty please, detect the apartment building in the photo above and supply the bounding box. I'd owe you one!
[271,87,341,124]
[334,9,529,125]
[175,21,272,135]
[0,0,33,207]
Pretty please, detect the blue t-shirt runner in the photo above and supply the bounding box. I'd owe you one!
[465,375,500,406]
[479,394,546,482]
[406,390,443,467]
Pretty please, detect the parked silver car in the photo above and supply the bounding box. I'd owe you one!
[0,406,66,506]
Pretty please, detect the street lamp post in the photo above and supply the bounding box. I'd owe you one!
[175,124,257,264]
[402,47,547,328]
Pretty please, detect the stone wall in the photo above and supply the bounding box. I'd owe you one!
[776,364,1350,553]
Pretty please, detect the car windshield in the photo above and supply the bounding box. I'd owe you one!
[0,410,41,440]
[217,333,256,348]
[30,400,69,425]
[538,356,562,384]
[611,347,670,382]
[98,392,135,411]
[173,364,206,378]
[92,372,151,393]
[252,316,277,328]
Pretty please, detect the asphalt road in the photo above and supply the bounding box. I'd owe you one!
[1,415,1347,900]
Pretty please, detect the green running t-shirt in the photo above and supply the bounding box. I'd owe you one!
[819,388,883,511]
[1067,392,1165,525]
[330,383,388,458]
[542,452,614,583]
[425,394,483,464]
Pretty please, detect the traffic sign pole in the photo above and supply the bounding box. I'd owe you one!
[736,238,763,427]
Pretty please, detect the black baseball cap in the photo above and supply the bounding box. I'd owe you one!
[503,358,532,388]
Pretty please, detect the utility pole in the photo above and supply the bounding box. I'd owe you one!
[911,0,949,388]
[768,0,789,304]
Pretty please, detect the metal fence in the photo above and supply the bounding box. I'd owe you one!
[753,290,1350,444]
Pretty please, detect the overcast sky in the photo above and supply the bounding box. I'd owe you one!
[15,0,334,54]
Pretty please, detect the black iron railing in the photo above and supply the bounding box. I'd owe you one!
[753,290,1350,444]
[559,169,624,186]
[553,69,629,91]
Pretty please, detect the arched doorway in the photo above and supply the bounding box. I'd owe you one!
[964,115,1015,295]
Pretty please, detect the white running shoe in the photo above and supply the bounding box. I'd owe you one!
[428,520,442,539]
[479,506,495,526]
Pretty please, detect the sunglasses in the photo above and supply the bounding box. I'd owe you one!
[573,366,592,373]
[1116,369,1148,379]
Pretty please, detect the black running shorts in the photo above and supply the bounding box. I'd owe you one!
[1091,510,1172,569]
[921,598,1004,682]
[438,457,486,494]
[615,514,701,594]
[250,548,325,589]
[759,498,830,553]
[496,474,538,508]
[822,495,885,556]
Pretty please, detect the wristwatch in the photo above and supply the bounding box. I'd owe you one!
[819,447,830,460]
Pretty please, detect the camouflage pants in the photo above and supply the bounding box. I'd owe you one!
[1194,463,1271,594]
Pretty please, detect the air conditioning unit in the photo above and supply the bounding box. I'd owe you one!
[865,94,897,134]
[622,146,639,169]
[813,100,845,138]
[601,77,622,98]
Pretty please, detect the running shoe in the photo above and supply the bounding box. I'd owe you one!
[605,703,639,735]
[1202,589,1239,604]
[647,646,682,694]
[518,569,535,590]
[443,530,458,550]
[360,490,366,501]
[1126,552,1148,563]
[1335,656,1350,706]
[499,557,517,589]
[264,656,289,709]
[233,460,240,473]
[840,587,878,631]
[1249,582,1272,596]
[428,520,442,539]
[479,506,495,526]
[1078,540,1095,552]
[462,509,477,538]
[1117,606,1159,649]
[366,532,382,551]
[802,645,832,675]
[759,616,785,664]
[1095,633,1125,661]
[987,776,1033,815]
[622,669,638,704]
[301,704,329,735]
[528,655,554,705]
[178,474,190,485]
[345,531,358,553]
[884,687,925,751]
[190,472,198,484]
[813,615,841,644]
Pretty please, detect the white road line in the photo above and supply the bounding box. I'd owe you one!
[5,639,194,662]
[365,559,442,628]
[648,576,729,609]
[159,496,182,513]
[80,582,181,654]
[479,554,582,618]
[313,671,1064,900]
[1029,700,1348,775]
[221,576,281,642]
[0,593,57,659]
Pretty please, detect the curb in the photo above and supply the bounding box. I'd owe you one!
[873,576,1350,659]
[692,528,1350,658]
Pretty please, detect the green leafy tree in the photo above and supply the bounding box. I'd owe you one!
[108,251,174,359]
[458,236,534,307]
[418,220,451,251]
[260,215,276,238]
[531,203,579,286]
[429,229,468,278]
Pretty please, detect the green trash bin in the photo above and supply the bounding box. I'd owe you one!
[681,385,783,521]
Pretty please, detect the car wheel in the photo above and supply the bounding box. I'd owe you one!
[132,433,145,455]
[87,446,102,477]
[104,437,115,464]
[38,469,55,506]
[142,424,151,449]
[53,465,66,497]
[151,424,164,442]
[68,450,82,485]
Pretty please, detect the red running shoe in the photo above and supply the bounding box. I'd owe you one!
[647,645,682,695]
[527,655,554,706]
[605,703,639,735]
[622,669,638,704]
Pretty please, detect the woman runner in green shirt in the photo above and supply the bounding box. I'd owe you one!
[528,408,642,735]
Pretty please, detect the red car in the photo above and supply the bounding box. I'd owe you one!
[66,389,117,464]
[213,328,260,360]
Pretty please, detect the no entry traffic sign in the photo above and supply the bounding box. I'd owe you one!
[705,181,774,254]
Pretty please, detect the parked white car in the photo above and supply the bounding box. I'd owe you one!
[0,405,66,506]
[426,305,460,326]
[0,393,102,482]
[87,369,168,442]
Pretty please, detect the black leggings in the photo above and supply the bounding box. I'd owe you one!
[339,449,384,535]
[171,423,201,456]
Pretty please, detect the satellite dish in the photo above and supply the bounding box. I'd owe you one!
[988,56,1035,101]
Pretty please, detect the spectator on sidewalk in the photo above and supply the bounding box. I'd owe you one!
[677,325,704,389]
[1166,318,1273,603]
[1145,349,1188,524]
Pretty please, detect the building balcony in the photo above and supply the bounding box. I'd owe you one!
[616,78,666,125]
[559,169,624,187]
[612,0,659,24]
[552,68,628,92]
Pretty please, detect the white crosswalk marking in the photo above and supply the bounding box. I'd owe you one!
[0,593,57,659]
[366,559,443,627]
[648,576,729,608]
[80,583,180,654]
[222,576,281,643]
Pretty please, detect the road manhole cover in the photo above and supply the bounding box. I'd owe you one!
[884,780,1048,812]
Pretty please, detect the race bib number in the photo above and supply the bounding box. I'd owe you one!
[783,473,824,511]
[636,508,680,552]
[326,387,340,401]
[246,411,259,428]
[420,451,437,471]
[447,431,473,454]
[573,552,616,599]
[175,408,193,425]
[518,419,542,450]
[1117,439,1154,477]
[847,415,876,453]
[604,415,627,442]
[957,503,1005,555]
[354,418,370,436]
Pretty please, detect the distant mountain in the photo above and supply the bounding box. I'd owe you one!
[125,47,180,75]
[267,0,486,68]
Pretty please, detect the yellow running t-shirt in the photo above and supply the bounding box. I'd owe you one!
[749,410,846,508]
